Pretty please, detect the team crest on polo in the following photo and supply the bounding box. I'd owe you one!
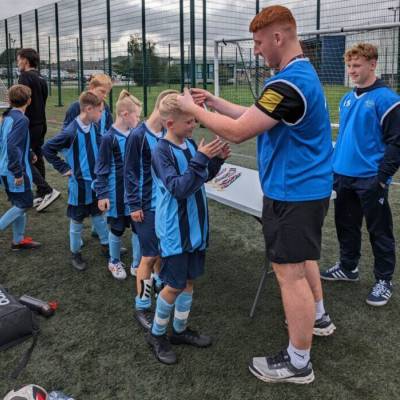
[344,99,351,107]
[365,99,375,108]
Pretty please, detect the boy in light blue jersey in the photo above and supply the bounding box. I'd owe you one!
[0,84,41,250]
[147,93,229,365]
[43,92,109,271]
[94,90,142,281]
[321,43,400,307]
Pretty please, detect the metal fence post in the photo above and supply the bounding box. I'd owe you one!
[202,0,207,89]
[19,14,23,48]
[55,3,63,106]
[190,0,196,88]
[35,9,40,71]
[106,0,113,111]
[179,0,184,91]
[255,0,260,97]
[48,36,52,96]
[76,38,80,95]
[5,19,11,88]
[142,0,148,116]
[78,0,84,92]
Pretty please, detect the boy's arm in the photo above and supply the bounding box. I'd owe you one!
[124,132,143,212]
[94,135,112,199]
[207,157,225,181]
[7,118,28,178]
[42,129,74,174]
[152,146,209,200]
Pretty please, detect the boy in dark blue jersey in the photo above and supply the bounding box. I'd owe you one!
[321,43,400,306]
[63,73,113,241]
[0,84,41,250]
[124,89,178,331]
[94,90,142,280]
[43,92,109,271]
[148,93,229,365]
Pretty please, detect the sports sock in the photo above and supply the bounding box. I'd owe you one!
[131,232,141,267]
[151,272,163,291]
[287,342,310,369]
[315,299,325,320]
[173,291,193,333]
[109,231,121,262]
[91,215,109,245]
[70,220,83,253]
[135,276,153,310]
[151,294,174,336]
[12,213,27,243]
[0,206,25,231]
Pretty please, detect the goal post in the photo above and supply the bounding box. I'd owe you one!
[213,22,400,126]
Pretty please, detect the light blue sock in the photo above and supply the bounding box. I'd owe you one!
[151,294,175,336]
[173,291,193,333]
[91,215,109,245]
[70,220,83,253]
[152,272,164,290]
[12,213,26,243]
[109,231,121,262]
[0,206,25,231]
[135,277,153,310]
[131,232,141,267]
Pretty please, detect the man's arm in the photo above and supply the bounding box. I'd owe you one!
[379,104,400,185]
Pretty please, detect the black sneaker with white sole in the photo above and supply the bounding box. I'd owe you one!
[249,350,314,384]
[134,309,153,331]
[71,252,87,271]
[146,332,177,365]
[170,327,212,347]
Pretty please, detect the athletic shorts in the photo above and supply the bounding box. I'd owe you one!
[108,215,133,236]
[160,250,206,290]
[67,203,102,223]
[5,189,33,209]
[133,210,159,257]
[262,196,330,264]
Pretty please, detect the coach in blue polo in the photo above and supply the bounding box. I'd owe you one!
[321,43,400,306]
[177,5,333,385]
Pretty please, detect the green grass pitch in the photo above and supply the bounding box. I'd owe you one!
[0,84,399,399]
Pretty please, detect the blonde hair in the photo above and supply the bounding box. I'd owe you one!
[154,89,179,110]
[344,43,378,62]
[158,93,183,120]
[79,91,102,110]
[88,73,113,90]
[116,89,142,115]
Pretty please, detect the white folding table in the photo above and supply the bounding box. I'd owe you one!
[205,163,335,318]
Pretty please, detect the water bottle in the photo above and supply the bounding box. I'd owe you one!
[48,391,75,400]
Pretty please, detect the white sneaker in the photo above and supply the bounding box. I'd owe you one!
[130,263,139,277]
[108,261,127,280]
[37,189,61,212]
[33,197,43,208]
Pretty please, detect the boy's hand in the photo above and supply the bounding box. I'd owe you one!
[31,153,38,164]
[218,142,231,160]
[131,210,144,222]
[98,199,110,212]
[14,177,23,186]
[189,88,214,107]
[177,88,196,113]
[198,138,224,159]
[63,170,72,177]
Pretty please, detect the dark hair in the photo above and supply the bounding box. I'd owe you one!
[79,91,102,110]
[8,84,32,107]
[17,48,40,68]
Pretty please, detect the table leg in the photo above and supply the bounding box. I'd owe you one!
[249,258,270,318]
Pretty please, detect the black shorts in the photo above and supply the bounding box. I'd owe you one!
[67,203,102,223]
[5,189,33,209]
[262,196,329,264]
[160,250,206,290]
[133,210,159,257]
[108,215,133,236]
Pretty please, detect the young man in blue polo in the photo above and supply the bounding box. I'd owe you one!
[321,43,400,306]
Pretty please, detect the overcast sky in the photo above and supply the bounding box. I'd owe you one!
[0,0,56,20]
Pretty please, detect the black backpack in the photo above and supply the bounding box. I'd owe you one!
[0,285,40,379]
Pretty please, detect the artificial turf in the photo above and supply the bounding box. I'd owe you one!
[0,86,399,399]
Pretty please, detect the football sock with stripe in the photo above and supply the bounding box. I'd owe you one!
[135,276,153,310]
[69,220,83,254]
[173,291,193,333]
[151,294,174,336]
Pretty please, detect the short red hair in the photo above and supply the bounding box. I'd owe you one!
[249,5,296,33]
